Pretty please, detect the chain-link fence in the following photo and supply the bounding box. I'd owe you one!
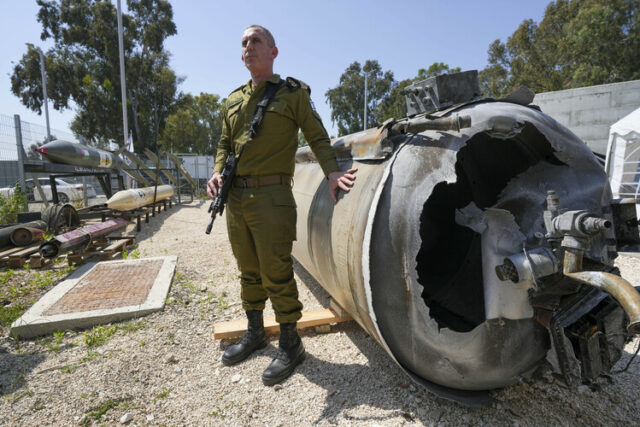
[1,113,198,212]
[0,113,79,188]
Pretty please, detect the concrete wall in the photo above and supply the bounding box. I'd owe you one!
[533,80,640,155]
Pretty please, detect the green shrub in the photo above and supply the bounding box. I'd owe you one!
[0,186,27,224]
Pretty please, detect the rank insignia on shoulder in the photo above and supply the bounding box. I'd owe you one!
[286,76,311,94]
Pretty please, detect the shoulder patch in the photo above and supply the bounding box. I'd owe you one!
[286,76,311,95]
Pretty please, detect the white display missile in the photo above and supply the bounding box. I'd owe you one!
[106,185,174,211]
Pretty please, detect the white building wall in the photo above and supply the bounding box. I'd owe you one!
[533,80,640,155]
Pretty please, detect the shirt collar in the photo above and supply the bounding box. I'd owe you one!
[245,74,281,95]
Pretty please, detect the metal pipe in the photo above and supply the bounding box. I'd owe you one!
[391,114,472,134]
[116,0,129,149]
[564,249,640,334]
[36,47,51,141]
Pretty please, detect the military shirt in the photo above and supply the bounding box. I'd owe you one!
[213,74,339,177]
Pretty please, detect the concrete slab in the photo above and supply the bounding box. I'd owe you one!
[10,256,177,338]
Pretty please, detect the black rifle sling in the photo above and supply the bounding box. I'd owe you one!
[235,79,283,158]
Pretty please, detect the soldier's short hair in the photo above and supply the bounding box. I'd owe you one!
[244,25,276,47]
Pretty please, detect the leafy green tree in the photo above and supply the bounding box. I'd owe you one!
[479,0,640,97]
[11,0,179,152]
[0,186,27,224]
[325,60,395,135]
[160,93,223,154]
[375,63,461,121]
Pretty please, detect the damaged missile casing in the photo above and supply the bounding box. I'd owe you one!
[39,217,129,258]
[106,185,174,211]
[292,100,631,404]
[0,220,48,249]
[36,140,121,169]
[10,227,45,246]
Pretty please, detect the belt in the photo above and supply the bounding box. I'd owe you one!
[233,175,292,188]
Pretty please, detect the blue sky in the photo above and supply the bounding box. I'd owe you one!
[0,0,551,140]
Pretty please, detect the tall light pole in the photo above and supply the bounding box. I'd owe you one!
[116,0,129,149]
[35,47,51,141]
[363,72,368,131]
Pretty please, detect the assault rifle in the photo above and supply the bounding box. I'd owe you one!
[205,150,240,234]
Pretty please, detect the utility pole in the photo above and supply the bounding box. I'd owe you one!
[363,73,368,131]
[35,47,51,141]
[116,0,129,149]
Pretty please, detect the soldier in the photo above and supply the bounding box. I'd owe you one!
[207,25,357,385]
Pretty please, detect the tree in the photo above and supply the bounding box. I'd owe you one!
[160,93,224,154]
[27,134,57,160]
[325,60,395,135]
[375,63,461,122]
[11,0,179,152]
[479,0,640,97]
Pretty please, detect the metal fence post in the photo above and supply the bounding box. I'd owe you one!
[13,115,26,193]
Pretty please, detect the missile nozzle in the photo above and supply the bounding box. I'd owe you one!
[40,243,58,259]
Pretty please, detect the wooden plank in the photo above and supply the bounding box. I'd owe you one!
[68,254,83,265]
[329,298,351,318]
[8,245,41,267]
[29,253,45,268]
[213,308,353,340]
[0,245,31,259]
[100,240,127,260]
[4,243,39,258]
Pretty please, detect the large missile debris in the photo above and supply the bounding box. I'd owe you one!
[291,70,640,406]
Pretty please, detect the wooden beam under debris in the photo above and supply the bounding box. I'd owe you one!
[214,307,353,340]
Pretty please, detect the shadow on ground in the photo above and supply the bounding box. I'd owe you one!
[291,259,473,424]
[0,346,46,398]
[130,200,206,245]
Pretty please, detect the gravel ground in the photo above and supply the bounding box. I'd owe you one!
[0,200,638,426]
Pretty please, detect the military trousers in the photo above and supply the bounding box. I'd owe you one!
[226,184,302,323]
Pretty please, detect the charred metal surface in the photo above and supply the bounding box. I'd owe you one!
[547,286,627,387]
[292,97,636,405]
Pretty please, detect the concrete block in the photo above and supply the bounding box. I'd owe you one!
[10,256,177,338]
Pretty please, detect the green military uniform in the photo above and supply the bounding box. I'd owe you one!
[214,74,338,323]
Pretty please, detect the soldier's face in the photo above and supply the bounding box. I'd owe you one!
[241,28,278,73]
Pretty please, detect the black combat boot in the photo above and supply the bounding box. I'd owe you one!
[262,322,305,385]
[221,310,269,366]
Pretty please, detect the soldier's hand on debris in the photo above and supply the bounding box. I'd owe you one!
[207,172,224,199]
[328,168,358,202]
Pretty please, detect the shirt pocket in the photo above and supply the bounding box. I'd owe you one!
[227,100,243,128]
[265,100,292,119]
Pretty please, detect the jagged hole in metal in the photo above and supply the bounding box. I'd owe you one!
[416,123,565,332]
